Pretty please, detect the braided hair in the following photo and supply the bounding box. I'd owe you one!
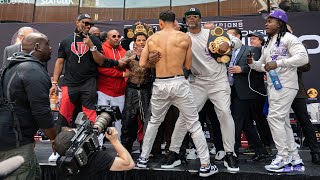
[264,19,288,48]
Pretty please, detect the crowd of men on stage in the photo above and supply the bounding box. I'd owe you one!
[1,7,320,179]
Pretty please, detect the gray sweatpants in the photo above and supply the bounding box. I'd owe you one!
[169,78,235,155]
[140,76,210,164]
[268,87,300,160]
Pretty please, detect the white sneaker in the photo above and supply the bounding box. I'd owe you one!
[215,150,225,161]
[292,159,305,172]
[48,152,60,162]
[265,155,292,173]
[210,145,216,155]
[186,148,198,160]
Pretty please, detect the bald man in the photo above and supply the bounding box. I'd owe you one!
[89,26,101,38]
[203,22,215,29]
[3,26,39,67]
[98,29,127,139]
[0,33,57,179]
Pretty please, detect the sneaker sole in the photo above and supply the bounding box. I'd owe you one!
[265,166,293,173]
[223,161,239,173]
[186,155,198,160]
[161,160,181,169]
[137,163,147,168]
[199,169,219,177]
[293,166,305,172]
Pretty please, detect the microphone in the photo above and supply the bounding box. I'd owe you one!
[0,156,25,177]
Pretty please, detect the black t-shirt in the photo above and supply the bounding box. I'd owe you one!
[58,33,103,86]
[72,150,115,179]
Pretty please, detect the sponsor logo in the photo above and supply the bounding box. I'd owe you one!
[40,0,74,5]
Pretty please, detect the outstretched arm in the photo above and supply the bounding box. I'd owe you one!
[107,127,135,171]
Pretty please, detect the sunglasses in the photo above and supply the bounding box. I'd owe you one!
[112,35,121,38]
[186,15,200,19]
[82,21,94,27]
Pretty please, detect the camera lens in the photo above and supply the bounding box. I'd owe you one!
[94,112,112,131]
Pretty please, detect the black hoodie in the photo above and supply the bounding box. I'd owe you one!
[2,52,54,148]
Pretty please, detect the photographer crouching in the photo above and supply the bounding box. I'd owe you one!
[54,106,135,179]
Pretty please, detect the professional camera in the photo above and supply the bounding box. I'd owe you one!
[57,105,121,175]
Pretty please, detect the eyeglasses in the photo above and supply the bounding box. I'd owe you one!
[186,15,200,19]
[82,21,94,27]
[112,35,121,38]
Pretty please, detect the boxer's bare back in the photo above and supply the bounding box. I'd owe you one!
[140,29,192,78]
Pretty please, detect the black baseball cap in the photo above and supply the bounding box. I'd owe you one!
[248,32,265,41]
[77,13,91,21]
[185,8,201,18]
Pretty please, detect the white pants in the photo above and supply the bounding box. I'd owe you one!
[140,77,210,164]
[170,78,235,154]
[97,91,124,140]
[268,87,300,160]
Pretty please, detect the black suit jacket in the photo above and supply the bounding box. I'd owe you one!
[296,63,310,98]
[230,45,266,100]
[2,44,21,67]
[2,44,48,70]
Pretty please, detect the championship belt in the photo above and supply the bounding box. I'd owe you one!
[207,27,231,63]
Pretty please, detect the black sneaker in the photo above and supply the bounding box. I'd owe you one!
[199,163,219,177]
[161,151,181,169]
[312,153,320,165]
[224,152,240,173]
[137,156,148,168]
[251,153,269,162]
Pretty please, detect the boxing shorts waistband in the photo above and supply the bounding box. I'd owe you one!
[156,75,184,79]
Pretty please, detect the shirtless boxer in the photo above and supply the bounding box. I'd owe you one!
[136,10,218,177]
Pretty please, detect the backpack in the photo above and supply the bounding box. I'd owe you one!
[0,64,22,151]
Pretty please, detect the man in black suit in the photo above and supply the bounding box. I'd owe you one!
[248,32,273,154]
[227,27,269,161]
[3,27,40,68]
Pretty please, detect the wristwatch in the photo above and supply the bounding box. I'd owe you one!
[90,46,97,52]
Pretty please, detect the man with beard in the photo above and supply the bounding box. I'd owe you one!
[50,14,126,131]
[166,8,241,173]
[248,9,308,172]
[137,10,218,177]
[0,33,57,179]
[97,29,127,139]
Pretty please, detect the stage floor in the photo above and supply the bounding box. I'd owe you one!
[35,140,320,180]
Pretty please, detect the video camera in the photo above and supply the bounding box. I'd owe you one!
[57,105,121,175]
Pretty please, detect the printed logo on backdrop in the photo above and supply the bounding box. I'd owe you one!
[307,88,318,100]
[124,20,244,33]
[210,20,244,30]
[37,0,75,6]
